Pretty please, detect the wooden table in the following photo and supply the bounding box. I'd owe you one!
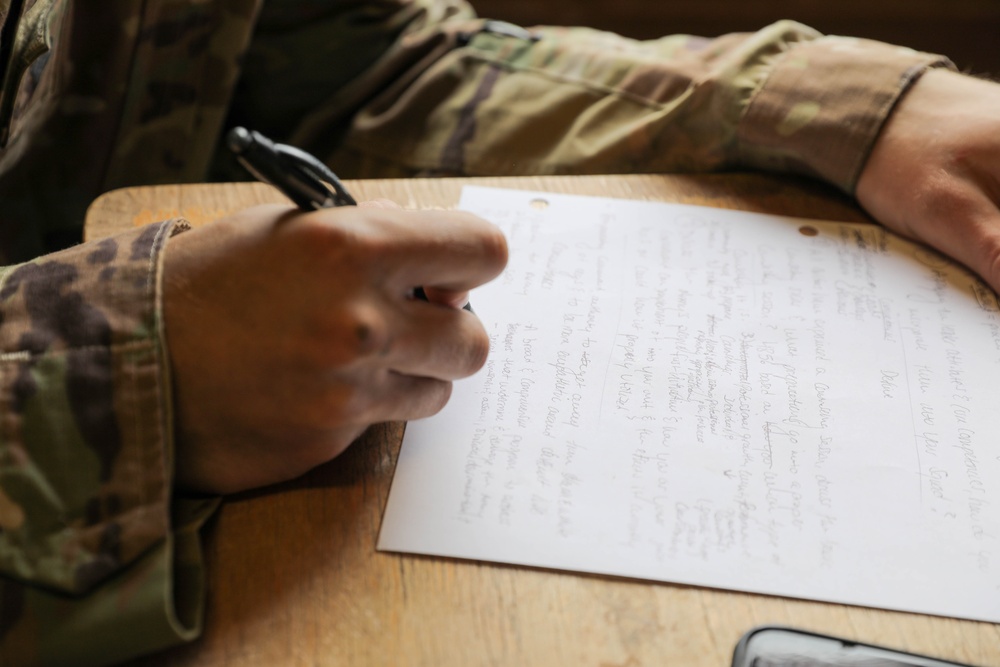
[87,174,1000,667]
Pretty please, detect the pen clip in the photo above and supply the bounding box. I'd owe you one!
[273,143,357,208]
[227,127,356,209]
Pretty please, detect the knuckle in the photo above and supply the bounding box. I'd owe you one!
[346,304,392,358]
[292,210,352,248]
[305,302,391,365]
[300,208,388,265]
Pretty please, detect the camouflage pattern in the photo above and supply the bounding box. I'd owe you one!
[0,1,953,665]
[0,217,218,666]
[236,10,951,192]
[0,0,260,263]
[0,1,952,263]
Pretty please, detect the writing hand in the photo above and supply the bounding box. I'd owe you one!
[163,203,508,494]
[856,69,1000,293]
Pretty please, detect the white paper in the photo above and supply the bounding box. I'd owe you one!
[378,186,1000,622]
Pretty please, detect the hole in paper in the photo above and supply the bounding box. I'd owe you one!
[529,198,549,210]
[798,225,819,237]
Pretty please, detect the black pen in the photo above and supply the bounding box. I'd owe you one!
[227,127,356,209]
[227,127,471,311]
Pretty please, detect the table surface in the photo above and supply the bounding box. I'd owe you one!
[86,174,1000,667]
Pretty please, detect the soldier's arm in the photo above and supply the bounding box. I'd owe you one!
[315,17,950,195]
[0,221,215,666]
[236,3,997,290]
[856,68,1000,294]
[309,10,1000,295]
[0,200,507,666]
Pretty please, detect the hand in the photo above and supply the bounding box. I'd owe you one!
[856,69,1000,293]
[163,202,508,494]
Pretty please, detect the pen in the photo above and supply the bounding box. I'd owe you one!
[227,127,471,311]
[226,127,357,209]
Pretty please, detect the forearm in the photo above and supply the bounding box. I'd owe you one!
[0,221,212,666]
[311,16,952,193]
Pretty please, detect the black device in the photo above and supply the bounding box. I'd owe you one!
[731,626,982,667]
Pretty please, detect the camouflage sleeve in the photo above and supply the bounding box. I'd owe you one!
[0,220,217,667]
[241,5,952,195]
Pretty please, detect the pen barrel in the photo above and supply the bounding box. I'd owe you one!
[228,127,331,209]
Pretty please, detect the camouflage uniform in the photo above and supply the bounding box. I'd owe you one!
[0,1,952,665]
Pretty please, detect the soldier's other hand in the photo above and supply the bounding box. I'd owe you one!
[857,69,1000,293]
[162,202,508,494]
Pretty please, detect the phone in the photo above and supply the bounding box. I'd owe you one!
[731,626,982,667]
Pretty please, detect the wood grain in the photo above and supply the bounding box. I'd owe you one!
[87,175,1000,667]
[86,173,866,239]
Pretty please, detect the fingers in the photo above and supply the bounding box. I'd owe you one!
[292,205,498,379]
[167,201,502,493]
[301,204,500,377]
[380,299,490,379]
[312,206,508,294]
[367,373,455,422]
[359,204,501,307]
[393,209,508,293]
[420,285,471,309]
[290,371,455,431]
[247,375,450,492]
[302,288,487,383]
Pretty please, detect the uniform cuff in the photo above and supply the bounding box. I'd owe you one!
[736,35,954,194]
[0,219,213,666]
